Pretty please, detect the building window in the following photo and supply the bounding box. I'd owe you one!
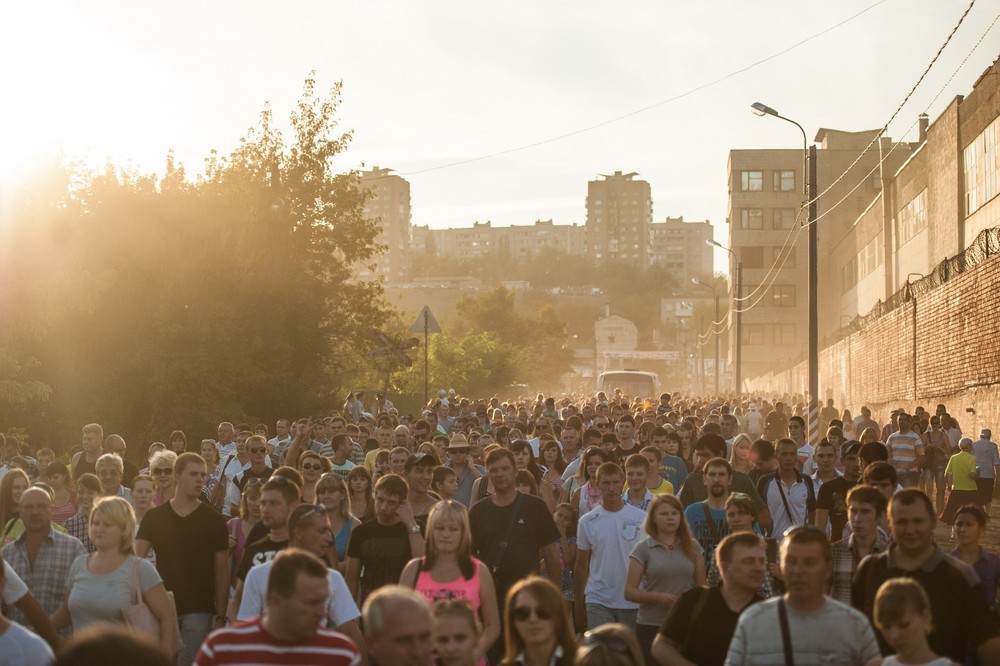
[772,285,796,307]
[740,209,764,229]
[964,116,1000,216]
[740,246,765,269]
[740,171,763,191]
[773,208,796,229]
[773,170,795,192]
[745,324,766,345]
[841,259,858,292]
[897,189,928,246]
[774,324,795,345]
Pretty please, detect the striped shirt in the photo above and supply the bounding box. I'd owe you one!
[195,618,360,666]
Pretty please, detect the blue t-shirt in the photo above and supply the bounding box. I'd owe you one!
[683,502,729,568]
[659,454,689,490]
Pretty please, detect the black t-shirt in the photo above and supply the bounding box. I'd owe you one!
[469,492,560,603]
[234,466,273,493]
[244,520,267,546]
[136,501,228,615]
[816,476,858,540]
[346,520,412,603]
[72,455,97,480]
[236,536,288,581]
[659,585,760,666]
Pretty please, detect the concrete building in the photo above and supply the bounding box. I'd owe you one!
[358,167,411,283]
[422,219,585,260]
[726,131,913,381]
[649,216,713,284]
[585,171,653,267]
[594,314,638,354]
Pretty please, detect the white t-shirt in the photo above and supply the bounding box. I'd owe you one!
[796,443,816,475]
[746,411,763,435]
[1,561,28,605]
[238,559,360,628]
[576,503,646,608]
[0,621,54,666]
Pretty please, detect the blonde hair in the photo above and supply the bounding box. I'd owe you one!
[82,423,104,438]
[316,473,352,522]
[644,494,700,564]
[425,500,474,578]
[90,496,137,554]
[149,450,177,474]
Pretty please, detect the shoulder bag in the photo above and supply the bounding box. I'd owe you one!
[122,558,185,653]
[777,598,795,666]
[209,454,236,510]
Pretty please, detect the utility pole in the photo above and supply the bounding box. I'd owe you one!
[808,144,819,442]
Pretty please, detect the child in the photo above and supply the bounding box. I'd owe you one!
[432,599,482,666]
[550,503,578,620]
[623,454,654,511]
[432,466,459,501]
[865,577,958,666]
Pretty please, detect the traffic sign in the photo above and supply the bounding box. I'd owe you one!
[410,306,442,335]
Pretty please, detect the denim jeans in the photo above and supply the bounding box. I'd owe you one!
[177,613,214,666]
[585,603,638,631]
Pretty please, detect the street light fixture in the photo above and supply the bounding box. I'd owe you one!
[751,101,818,431]
[691,277,720,394]
[707,238,742,393]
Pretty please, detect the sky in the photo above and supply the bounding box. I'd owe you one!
[2,0,999,273]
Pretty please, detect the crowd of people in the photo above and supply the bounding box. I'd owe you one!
[0,391,999,665]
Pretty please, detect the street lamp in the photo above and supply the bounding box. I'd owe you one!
[751,101,818,433]
[707,239,742,392]
[692,277,720,394]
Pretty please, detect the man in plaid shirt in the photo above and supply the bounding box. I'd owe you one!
[828,485,888,603]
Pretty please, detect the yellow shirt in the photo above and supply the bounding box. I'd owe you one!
[622,478,674,496]
[945,451,978,491]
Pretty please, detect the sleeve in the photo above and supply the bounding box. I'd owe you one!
[674,460,689,488]
[136,511,155,543]
[346,525,364,559]
[854,609,882,662]
[209,511,229,553]
[576,517,592,552]
[327,570,361,626]
[225,476,241,510]
[851,554,877,613]
[628,538,648,564]
[136,558,163,592]
[238,567,264,621]
[679,479,694,507]
[66,555,84,593]
[992,444,999,465]
[806,478,817,513]
[945,455,955,476]
[1,560,28,604]
[736,474,766,511]
[815,482,833,511]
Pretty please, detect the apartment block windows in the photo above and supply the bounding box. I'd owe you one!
[740,171,763,191]
[740,209,764,229]
[964,117,999,216]
[773,208,796,229]
[774,324,796,345]
[745,324,766,345]
[740,246,765,269]
[773,170,795,192]
[897,189,928,246]
[772,285,796,307]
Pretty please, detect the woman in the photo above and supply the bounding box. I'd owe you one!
[45,462,77,526]
[149,451,178,507]
[568,448,611,516]
[347,466,375,522]
[550,503,578,620]
[705,493,779,597]
[951,504,1000,611]
[316,473,360,572]
[167,430,188,455]
[433,599,482,666]
[502,576,576,666]
[516,470,539,497]
[510,440,554,508]
[941,438,980,525]
[200,440,222,506]
[539,440,567,495]
[132,474,156,526]
[728,434,753,475]
[859,427,880,446]
[576,624,645,666]
[297,451,330,504]
[227,478,262,588]
[841,409,856,439]
[0,468,30,545]
[53,497,177,655]
[921,416,951,512]
[65,473,101,552]
[637,421,655,450]
[625,494,705,666]
[400,500,500,663]
[417,442,442,465]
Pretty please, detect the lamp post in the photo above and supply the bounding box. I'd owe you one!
[708,239,742,393]
[752,101,818,439]
[692,277,720,394]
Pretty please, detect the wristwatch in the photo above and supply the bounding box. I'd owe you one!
[408,524,421,534]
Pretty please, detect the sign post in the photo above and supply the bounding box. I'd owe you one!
[410,306,442,405]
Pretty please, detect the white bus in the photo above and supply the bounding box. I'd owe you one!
[596,370,660,400]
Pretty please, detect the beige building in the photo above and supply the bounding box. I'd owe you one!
[420,219,585,260]
[585,171,653,266]
[727,131,913,380]
[594,314,638,354]
[649,216,713,284]
[358,167,412,283]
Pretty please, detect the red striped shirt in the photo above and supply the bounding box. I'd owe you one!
[195,618,360,666]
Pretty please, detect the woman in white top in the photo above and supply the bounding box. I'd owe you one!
[53,496,177,656]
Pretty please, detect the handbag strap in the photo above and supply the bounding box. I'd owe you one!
[774,476,797,526]
[130,557,142,605]
[701,503,722,543]
[778,598,795,666]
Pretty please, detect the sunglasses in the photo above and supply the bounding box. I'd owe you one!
[448,448,469,455]
[249,447,266,454]
[513,605,551,622]
[302,463,323,471]
[153,468,173,476]
[594,423,611,429]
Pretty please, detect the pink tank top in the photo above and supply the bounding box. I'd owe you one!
[414,557,482,610]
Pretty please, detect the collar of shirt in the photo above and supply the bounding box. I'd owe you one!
[516,644,564,666]
[886,543,946,572]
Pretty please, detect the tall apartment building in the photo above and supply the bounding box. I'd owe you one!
[585,171,653,267]
[649,216,714,285]
[727,131,913,380]
[358,167,411,283]
[418,219,585,260]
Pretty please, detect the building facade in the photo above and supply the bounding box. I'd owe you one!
[585,171,653,267]
[358,167,412,284]
[649,216,713,284]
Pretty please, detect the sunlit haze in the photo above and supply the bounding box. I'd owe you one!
[2,0,998,272]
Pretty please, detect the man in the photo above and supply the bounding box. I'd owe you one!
[442,435,484,509]
[137,453,229,666]
[756,438,815,536]
[216,422,237,459]
[362,586,434,666]
[748,439,777,485]
[558,424,581,464]
[815,441,862,539]
[0,551,53,666]
[226,435,273,517]
[972,428,999,512]
[679,435,768,532]
[810,439,839,491]
[560,428,604,483]
[727,526,880,665]
[363,425,396,473]
[828,485,888,604]
[886,412,924,488]
[613,414,638,458]
[652,532,766,666]
[881,409,902,443]
[392,425,412,451]
[622,454,655,509]
[103,435,140,489]
[856,406,879,437]
[653,429,688,491]
[684,458,734,569]
[720,414,739,453]
[328,434,357,479]
[344,474,423,604]
[267,418,292,453]
[95,453,133,503]
[196,549,360,666]
[656,392,672,415]
[575,462,646,631]
[237,505,364,657]
[228,475,300,621]
[528,417,553,457]
[405,452,439,533]
[853,488,1000,662]
[470,449,561,611]
[72,423,104,480]
[1,487,86,637]
[787,416,815,474]
[745,403,763,438]
[820,398,840,425]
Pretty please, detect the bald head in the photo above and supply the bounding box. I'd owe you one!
[20,487,53,533]
[104,434,127,456]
